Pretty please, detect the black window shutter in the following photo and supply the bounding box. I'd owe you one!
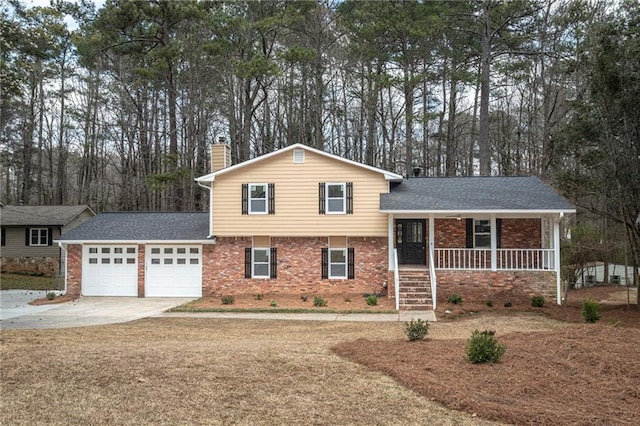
[1,227,6,246]
[348,247,355,279]
[496,218,502,249]
[321,247,328,279]
[270,247,277,278]
[465,219,474,248]
[346,182,353,214]
[47,228,53,246]
[244,247,252,278]
[319,183,326,214]
[268,183,275,214]
[241,184,248,215]
[25,228,30,246]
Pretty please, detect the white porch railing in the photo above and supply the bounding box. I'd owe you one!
[393,248,400,311]
[433,248,555,271]
[428,247,437,310]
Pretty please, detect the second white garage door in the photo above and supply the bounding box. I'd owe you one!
[145,245,202,297]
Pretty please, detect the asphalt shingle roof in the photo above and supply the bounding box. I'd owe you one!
[0,205,93,226]
[58,212,210,241]
[380,176,574,212]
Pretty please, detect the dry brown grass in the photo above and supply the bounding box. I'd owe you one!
[2,318,500,426]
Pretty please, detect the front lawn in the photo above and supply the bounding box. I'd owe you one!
[0,273,55,291]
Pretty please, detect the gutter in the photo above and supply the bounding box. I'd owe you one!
[196,180,214,239]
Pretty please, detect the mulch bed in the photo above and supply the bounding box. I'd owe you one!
[333,286,640,425]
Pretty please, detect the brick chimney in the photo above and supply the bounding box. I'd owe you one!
[211,136,231,172]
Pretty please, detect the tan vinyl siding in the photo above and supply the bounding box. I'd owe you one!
[212,150,389,237]
[0,227,61,258]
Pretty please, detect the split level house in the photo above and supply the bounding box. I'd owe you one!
[57,143,575,310]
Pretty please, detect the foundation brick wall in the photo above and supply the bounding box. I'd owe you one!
[202,236,388,296]
[436,270,556,304]
[66,244,82,297]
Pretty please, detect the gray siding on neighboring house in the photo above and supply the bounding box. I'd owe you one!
[0,226,62,258]
[62,210,94,233]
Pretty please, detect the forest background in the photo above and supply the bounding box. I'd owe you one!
[1,0,639,290]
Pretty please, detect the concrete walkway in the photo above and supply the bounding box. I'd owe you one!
[157,310,437,322]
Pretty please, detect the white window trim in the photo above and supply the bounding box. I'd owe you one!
[329,248,347,279]
[249,183,268,214]
[474,219,491,248]
[29,228,48,246]
[326,182,346,214]
[252,247,270,279]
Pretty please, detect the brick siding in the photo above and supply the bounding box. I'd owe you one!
[66,244,82,297]
[500,219,541,248]
[435,219,467,247]
[202,236,388,297]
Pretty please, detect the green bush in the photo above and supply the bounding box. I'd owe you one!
[504,301,513,308]
[447,294,463,305]
[270,300,278,307]
[313,296,327,307]
[486,300,493,307]
[366,295,378,306]
[404,319,430,341]
[582,298,601,323]
[46,291,56,300]
[255,294,264,300]
[221,295,235,305]
[531,295,545,308]
[466,330,506,364]
[301,295,308,302]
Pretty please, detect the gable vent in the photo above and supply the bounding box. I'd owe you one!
[293,149,305,164]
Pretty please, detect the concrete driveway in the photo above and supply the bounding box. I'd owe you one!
[0,292,193,330]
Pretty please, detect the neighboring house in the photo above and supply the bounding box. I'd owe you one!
[1,205,95,275]
[58,143,575,310]
[574,262,636,287]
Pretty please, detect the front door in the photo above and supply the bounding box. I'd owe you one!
[396,219,426,265]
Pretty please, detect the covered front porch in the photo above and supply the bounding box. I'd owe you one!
[387,213,565,310]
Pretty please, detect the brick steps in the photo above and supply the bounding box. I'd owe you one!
[398,270,433,311]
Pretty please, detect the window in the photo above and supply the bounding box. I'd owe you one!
[244,246,277,279]
[242,183,275,214]
[252,248,270,278]
[474,220,491,248]
[319,182,353,214]
[29,228,49,246]
[321,247,355,279]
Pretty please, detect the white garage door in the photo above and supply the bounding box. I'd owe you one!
[82,245,138,296]
[145,245,202,297]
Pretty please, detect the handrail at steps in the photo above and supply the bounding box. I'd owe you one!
[429,247,437,310]
[393,248,399,311]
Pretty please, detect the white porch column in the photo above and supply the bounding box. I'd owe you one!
[554,213,562,305]
[490,214,497,271]
[388,214,394,270]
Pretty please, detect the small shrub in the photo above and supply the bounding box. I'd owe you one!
[404,319,430,341]
[366,295,378,306]
[485,300,493,307]
[46,292,56,300]
[582,298,601,323]
[447,294,463,305]
[270,300,278,307]
[504,301,513,308]
[221,295,235,305]
[313,296,327,307]
[300,295,308,302]
[608,317,621,327]
[344,297,351,303]
[466,330,506,364]
[531,295,545,308]
[255,294,264,301]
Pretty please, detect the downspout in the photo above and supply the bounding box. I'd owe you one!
[197,181,214,239]
[58,242,67,295]
[555,212,563,305]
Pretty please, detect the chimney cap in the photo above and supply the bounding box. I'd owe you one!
[217,136,226,144]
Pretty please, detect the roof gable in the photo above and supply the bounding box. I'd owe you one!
[0,205,95,227]
[195,143,403,183]
[380,176,575,213]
